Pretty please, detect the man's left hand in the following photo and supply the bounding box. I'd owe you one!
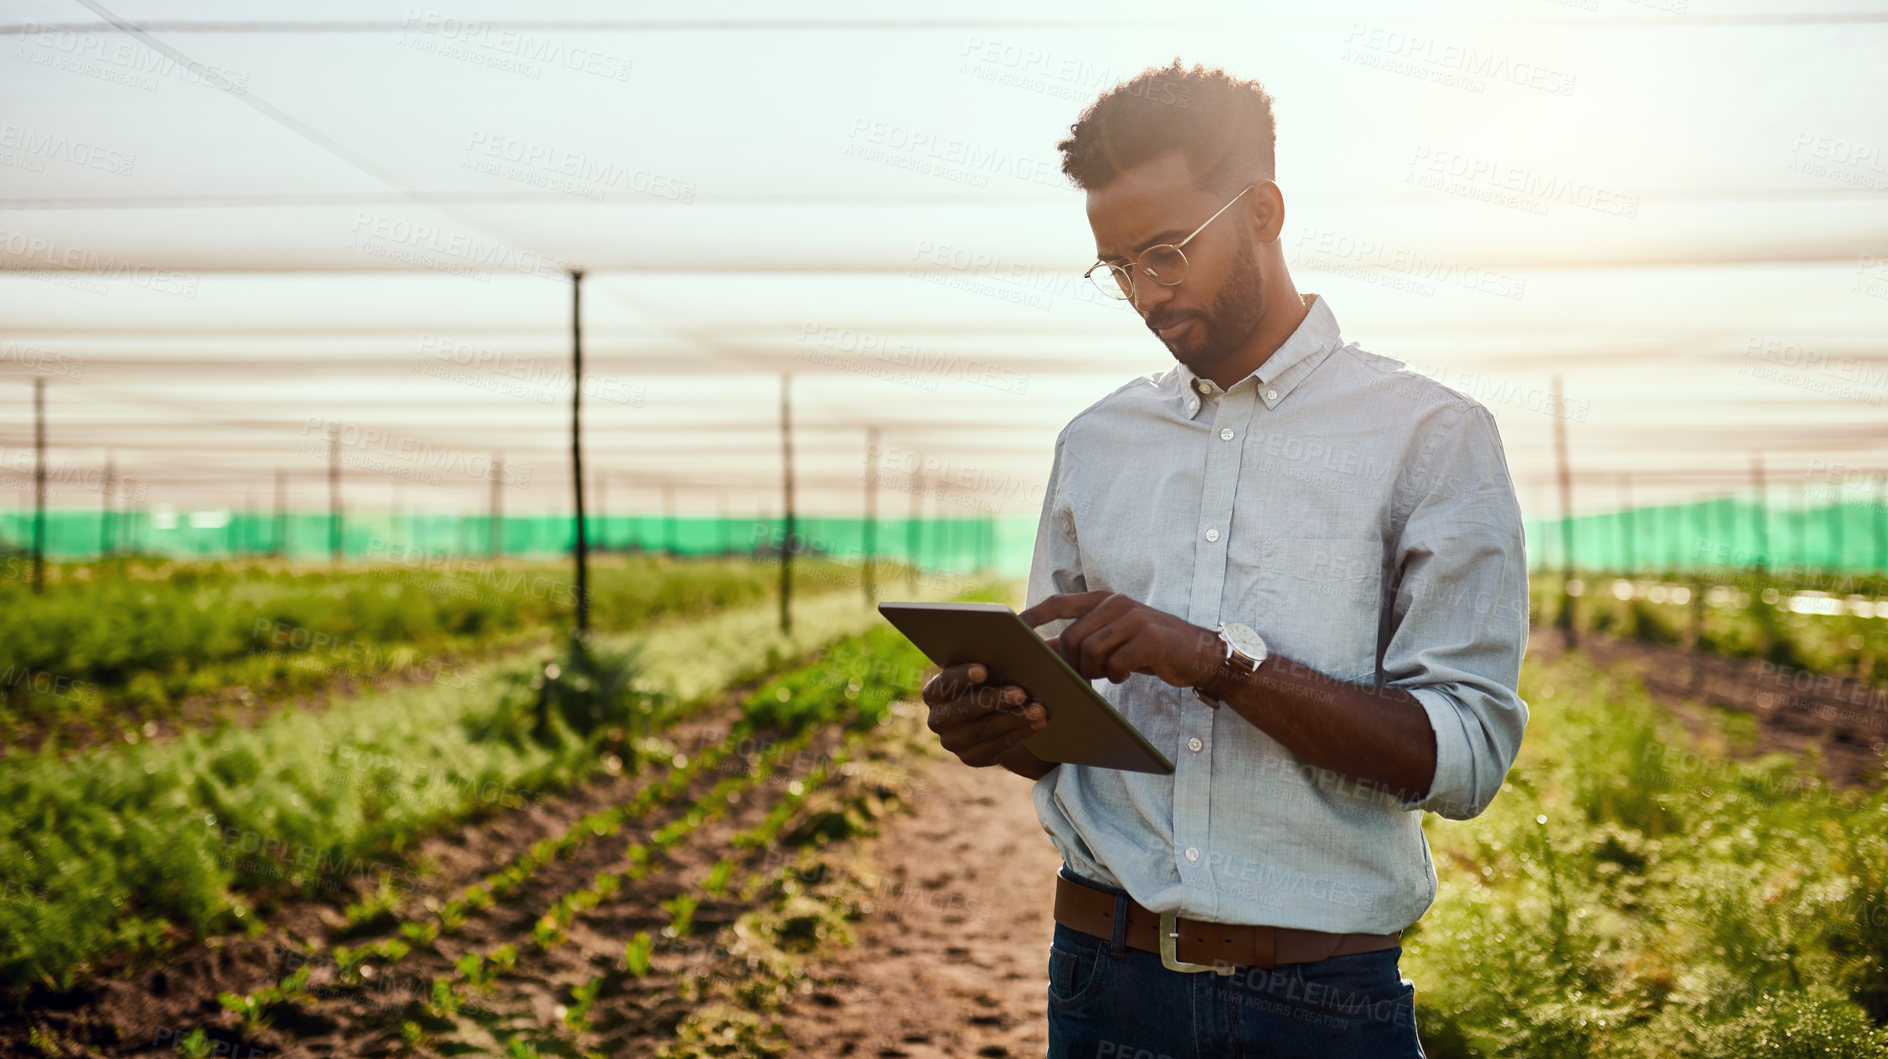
[1018,591,1221,689]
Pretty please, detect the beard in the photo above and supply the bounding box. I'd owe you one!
[1149,238,1266,374]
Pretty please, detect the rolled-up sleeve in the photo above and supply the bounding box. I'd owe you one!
[1024,428,1086,630]
[1382,401,1530,820]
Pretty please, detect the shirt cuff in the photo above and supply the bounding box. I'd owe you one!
[1393,684,1478,818]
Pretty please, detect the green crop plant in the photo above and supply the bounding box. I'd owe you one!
[174,1028,215,1059]
[703,859,734,897]
[662,893,700,939]
[623,931,654,977]
[1405,645,1888,1056]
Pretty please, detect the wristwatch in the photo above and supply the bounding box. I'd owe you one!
[1193,622,1268,709]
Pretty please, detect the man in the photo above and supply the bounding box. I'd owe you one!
[921,61,1530,1057]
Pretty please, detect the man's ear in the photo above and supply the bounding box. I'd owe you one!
[1251,181,1286,243]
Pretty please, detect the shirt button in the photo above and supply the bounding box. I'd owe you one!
[1187,399,1199,413]
[1185,847,1200,863]
[1219,427,1234,441]
[1205,528,1219,542]
[1265,389,1278,401]
[1188,737,1203,752]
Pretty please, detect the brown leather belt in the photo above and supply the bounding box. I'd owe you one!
[1053,872,1401,973]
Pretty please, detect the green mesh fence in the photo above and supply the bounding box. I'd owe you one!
[11,496,1887,579]
[1526,496,1888,575]
[0,508,1043,579]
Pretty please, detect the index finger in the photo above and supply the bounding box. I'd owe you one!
[1018,591,1112,631]
[922,661,988,706]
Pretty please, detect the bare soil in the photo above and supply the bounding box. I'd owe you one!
[773,750,1059,1059]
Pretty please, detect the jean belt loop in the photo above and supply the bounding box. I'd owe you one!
[1108,892,1129,957]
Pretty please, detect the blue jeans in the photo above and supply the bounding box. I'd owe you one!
[1046,871,1426,1059]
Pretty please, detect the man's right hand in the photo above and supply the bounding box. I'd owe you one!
[921,662,1049,768]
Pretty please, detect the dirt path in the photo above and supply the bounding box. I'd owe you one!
[775,748,1061,1059]
[771,628,1888,1059]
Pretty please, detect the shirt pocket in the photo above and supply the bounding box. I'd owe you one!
[1241,536,1384,685]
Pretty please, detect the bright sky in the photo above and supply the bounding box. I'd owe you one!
[2,0,1885,526]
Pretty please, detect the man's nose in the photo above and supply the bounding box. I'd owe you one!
[1133,275,1176,318]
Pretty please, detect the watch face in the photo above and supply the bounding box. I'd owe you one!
[1222,622,1267,663]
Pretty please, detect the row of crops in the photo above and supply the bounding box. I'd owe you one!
[1531,568,1888,682]
[0,553,866,751]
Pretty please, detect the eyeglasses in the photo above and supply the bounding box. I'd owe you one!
[1084,184,1256,303]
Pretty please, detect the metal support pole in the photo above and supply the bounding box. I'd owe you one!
[328,423,342,564]
[719,492,731,555]
[1751,454,1768,573]
[100,452,115,559]
[274,469,287,558]
[1715,492,1730,575]
[907,468,924,593]
[1876,473,1888,576]
[1619,472,1633,575]
[1699,490,1714,573]
[570,271,590,635]
[1551,375,1575,646]
[490,453,503,557]
[663,481,677,556]
[1829,477,1843,576]
[779,372,795,634]
[32,378,46,593]
[1795,481,1807,578]
[863,425,878,602]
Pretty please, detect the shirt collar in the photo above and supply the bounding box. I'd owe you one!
[1175,293,1342,420]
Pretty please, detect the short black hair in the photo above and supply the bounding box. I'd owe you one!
[1057,59,1277,194]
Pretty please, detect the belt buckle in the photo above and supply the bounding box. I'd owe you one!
[1158,909,1234,975]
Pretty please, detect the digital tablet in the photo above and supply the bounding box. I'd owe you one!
[877,601,1175,775]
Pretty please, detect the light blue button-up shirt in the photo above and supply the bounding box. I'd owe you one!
[1024,293,1530,933]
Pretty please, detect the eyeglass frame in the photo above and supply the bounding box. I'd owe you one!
[1083,183,1257,304]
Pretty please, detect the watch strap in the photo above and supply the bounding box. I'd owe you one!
[1193,631,1233,709]
[1195,656,1247,709]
